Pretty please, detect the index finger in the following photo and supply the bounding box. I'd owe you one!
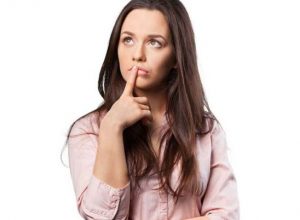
[123,66,138,96]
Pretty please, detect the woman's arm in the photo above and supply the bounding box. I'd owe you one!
[93,118,129,188]
[68,117,131,220]
[199,122,240,219]
[68,66,152,220]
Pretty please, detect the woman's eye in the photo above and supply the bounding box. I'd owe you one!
[123,37,162,48]
[123,37,133,45]
[149,39,162,48]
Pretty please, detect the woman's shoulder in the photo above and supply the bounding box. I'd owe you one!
[196,118,226,150]
[196,117,222,136]
[70,109,108,136]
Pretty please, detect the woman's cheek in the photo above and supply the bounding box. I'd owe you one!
[118,48,128,76]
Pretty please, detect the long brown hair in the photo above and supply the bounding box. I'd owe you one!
[62,0,219,204]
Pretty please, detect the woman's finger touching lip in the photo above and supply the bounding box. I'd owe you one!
[129,66,149,73]
[129,66,150,76]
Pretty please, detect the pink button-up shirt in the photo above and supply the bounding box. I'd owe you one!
[68,111,239,220]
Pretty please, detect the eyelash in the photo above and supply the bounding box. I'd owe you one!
[122,37,162,48]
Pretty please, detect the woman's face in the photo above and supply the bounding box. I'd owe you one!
[117,9,176,91]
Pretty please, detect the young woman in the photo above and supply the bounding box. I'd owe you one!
[65,0,239,219]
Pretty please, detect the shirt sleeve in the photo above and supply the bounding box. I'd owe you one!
[67,116,131,220]
[200,121,240,220]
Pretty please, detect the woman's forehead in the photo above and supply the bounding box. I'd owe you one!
[120,8,171,40]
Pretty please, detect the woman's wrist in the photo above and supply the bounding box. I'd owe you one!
[101,114,123,133]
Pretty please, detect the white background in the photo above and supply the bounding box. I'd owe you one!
[0,0,299,219]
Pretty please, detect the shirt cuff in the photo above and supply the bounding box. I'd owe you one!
[81,175,131,219]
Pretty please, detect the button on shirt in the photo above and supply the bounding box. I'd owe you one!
[68,112,240,220]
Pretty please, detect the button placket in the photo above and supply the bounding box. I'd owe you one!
[159,189,168,220]
[110,193,119,208]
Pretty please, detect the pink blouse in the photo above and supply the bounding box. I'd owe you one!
[68,111,239,220]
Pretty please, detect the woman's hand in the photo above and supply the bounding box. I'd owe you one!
[102,66,153,131]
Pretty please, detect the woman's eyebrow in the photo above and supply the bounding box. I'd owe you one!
[121,31,167,41]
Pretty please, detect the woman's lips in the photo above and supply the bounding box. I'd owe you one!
[129,66,149,76]
[137,69,149,76]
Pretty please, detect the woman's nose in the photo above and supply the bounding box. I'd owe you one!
[132,44,146,62]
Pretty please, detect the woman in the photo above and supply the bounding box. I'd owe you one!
[65,0,240,219]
